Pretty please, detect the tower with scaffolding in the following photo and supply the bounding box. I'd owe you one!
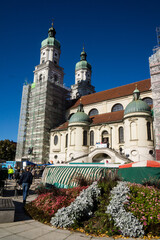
[16,24,70,164]
[149,27,160,160]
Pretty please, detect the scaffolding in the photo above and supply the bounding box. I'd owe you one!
[16,78,70,164]
[153,27,160,53]
[15,84,31,161]
[149,27,160,160]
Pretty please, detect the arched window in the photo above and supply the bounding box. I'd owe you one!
[90,131,94,146]
[65,134,68,148]
[54,135,58,145]
[119,127,124,143]
[111,103,123,112]
[83,130,87,146]
[39,74,42,82]
[54,75,58,82]
[147,122,151,140]
[102,130,109,143]
[76,92,80,98]
[89,108,99,116]
[143,97,153,106]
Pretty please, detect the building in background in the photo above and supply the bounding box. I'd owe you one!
[16,24,70,164]
[16,24,160,164]
[50,79,154,164]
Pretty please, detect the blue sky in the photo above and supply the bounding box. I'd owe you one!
[0,0,160,142]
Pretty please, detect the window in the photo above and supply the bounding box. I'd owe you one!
[119,127,124,143]
[90,131,94,146]
[54,75,58,82]
[43,52,45,55]
[102,130,109,143]
[54,135,58,145]
[111,103,123,112]
[147,122,151,140]
[39,74,42,82]
[143,97,153,106]
[54,61,57,64]
[89,108,99,116]
[76,92,80,98]
[83,130,87,146]
[55,53,57,56]
[65,134,68,147]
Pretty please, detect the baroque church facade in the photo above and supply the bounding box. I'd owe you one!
[16,24,160,165]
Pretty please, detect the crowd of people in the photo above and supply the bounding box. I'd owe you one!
[7,165,45,181]
[7,165,45,204]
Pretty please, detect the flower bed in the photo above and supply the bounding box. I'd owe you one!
[106,181,144,237]
[25,186,87,222]
[50,182,100,228]
[125,183,160,236]
[26,178,160,237]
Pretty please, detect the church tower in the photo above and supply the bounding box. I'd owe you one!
[70,47,95,99]
[16,24,70,164]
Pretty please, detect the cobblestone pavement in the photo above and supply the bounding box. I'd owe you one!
[0,179,159,240]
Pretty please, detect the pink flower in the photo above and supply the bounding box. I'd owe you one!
[143,221,147,226]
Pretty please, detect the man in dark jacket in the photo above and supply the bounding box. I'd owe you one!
[19,166,33,204]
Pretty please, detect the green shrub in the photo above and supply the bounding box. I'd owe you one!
[142,177,160,189]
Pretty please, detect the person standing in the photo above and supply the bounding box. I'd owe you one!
[8,166,14,180]
[19,166,33,204]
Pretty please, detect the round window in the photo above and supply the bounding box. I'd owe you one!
[131,150,137,156]
[54,135,58,145]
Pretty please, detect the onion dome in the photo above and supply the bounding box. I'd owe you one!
[124,87,151,115]
[69,102,91,124]
[41,23,61,49]
[75,47,91,71]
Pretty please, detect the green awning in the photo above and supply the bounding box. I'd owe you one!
[42,166,109,189]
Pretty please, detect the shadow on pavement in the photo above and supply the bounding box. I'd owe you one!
[13,200,32,221]
[1,180,37,222]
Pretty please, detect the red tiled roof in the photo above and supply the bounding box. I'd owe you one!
[71,78,151,109]
[53,122,68,130]
[53,111,124,131]
[90,110,124,125]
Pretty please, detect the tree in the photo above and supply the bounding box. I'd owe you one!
[0,140,16,161]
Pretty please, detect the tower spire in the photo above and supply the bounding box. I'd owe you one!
[48,20,56,38]
[51,19,54,28]
[80,44,87,61]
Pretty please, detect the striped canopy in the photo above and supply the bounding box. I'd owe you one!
[119,160,160,169]
[42,166,110,188]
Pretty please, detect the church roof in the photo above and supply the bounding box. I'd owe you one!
[90,110,124,125]
[71,78,151,109]
[52,110,124,131]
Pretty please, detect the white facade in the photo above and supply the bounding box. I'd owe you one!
[49,87,154,164]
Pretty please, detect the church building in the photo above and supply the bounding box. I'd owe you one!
[16,24,160,165]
